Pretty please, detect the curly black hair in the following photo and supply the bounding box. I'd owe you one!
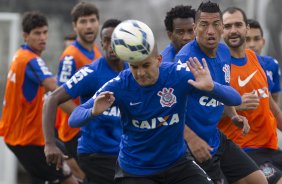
[100,19,122,38]
[195,1,221,22]
[164,5,196,32]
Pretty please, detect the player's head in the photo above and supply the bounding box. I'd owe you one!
[71,1,100,44]
[164,5,196,52]
[246,19,265,54]
[222,7,249,49]
[64,33,76,48]
[194,1,223,53]
[22,11,48,55]
[129,44,162,87]
[100,19,122,62]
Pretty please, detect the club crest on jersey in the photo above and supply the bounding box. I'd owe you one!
[157,88,176,107]
[222,64,230,83]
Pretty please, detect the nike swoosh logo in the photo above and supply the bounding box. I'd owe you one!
[130,102,142,106]
[238,70,257,87]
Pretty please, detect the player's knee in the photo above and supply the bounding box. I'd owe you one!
[233,170,267,184]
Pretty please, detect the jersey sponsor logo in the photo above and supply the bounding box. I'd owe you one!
[132,113,179,129]
[66,67,94,88]
[199,96,223,107]
[37,57,52,75]
[158,88,176,107]
[222,64,230,83]
[59,56,74,83]
[103,106,120,117]
[238,70,258,87]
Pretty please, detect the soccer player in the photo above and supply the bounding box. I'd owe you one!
[245,19,281,104]
[175,2,267,184]
[0,11,76,184]
[56,1,101,162]
[161,5,196,62]
[43,19,125,184]
[218,7,282,184]
[68,22,244,183]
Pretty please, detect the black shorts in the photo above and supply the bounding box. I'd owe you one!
[247,148,282,184]
[78,153,117,184]
[198,132,259,183]
[114,154,213,184]
[6,144,70,183]
[62,132,80,160]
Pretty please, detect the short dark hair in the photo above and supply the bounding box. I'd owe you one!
[195,1,221,22]
[64,33,77,41]
[22,11,48,33]
[164,5,196,32]
[71,1,99,23]
[100,19,121,38]
[247,19,263,37]
[222,7,247,25]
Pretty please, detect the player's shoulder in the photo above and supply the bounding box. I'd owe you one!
[217,43,230,54]
[217,42,231,60]
[18,45,40,60]
[218,42,229,50]
[74,57,106,77]
[161,43,175,55]
[88,56,105,69]
[118,68,131,79]
[63,44,77,54]
[261,55,279,65]
[177,39,196,56]
[161,62,189,79]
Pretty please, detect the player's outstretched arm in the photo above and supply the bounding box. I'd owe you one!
[187,57,242,106]
[69,91,115,128]
[43,86,74,169]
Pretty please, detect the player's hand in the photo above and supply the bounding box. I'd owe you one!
[236,91,259,111]
[187,134,213,163]
[44,144,68,170]
[187,57,214,91]
[92,91,115,116]
[231,115,250,136]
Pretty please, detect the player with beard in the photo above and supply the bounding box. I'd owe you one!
[175,2,267,184]
[55,1,101,161]
[161,5,196,62]
[218,7,282,184]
